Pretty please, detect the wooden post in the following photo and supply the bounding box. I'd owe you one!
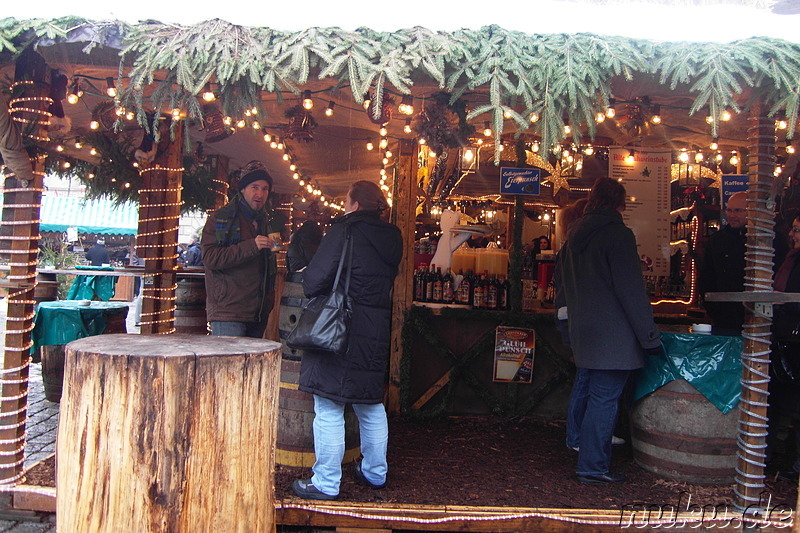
[388,139,418,413]
[211,154,229,210]
[734,100,775,510]
[0,47,48,486]
[56,334,282,532]
[137,121,183,334]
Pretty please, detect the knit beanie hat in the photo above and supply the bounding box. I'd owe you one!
[237,160,273,191]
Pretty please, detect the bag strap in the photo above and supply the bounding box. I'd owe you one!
[331,224,353,291]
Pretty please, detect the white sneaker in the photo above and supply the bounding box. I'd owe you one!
[568,436,626,452]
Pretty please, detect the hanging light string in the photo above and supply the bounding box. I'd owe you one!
[276,502,788,529]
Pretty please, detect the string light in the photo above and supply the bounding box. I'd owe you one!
[595,112,606,123]
[325,101,335,116]
[105,77,117,98]
[530,112,540,123]
[366,142,374,151]
[404,119,412,134]
[202,84,216,102]
[710,137,719,150]
[398,95,414,115]
[625,149,636,165]
[720,108,732,122]
[650,105,662,124]
[583,145,594,156]
[483,122,492,137]
[379,126,388,137]
[302,90,313,110]
[379,138,388,150]
[678,150,689,163]
[730,152,740,166]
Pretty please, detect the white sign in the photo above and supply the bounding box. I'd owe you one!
[609,148,671,277]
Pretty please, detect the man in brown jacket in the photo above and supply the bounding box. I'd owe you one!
[201,161,284,338]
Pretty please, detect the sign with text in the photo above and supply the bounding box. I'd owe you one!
[500,167,540,195]
[493,326,535,383]
[609,147,671,277]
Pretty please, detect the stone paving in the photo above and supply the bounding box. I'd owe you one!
[0,297,139,531]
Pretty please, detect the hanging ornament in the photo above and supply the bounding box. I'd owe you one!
[203,103,231,143]
[526,152,571,195]
[285,105,317,142]
[367,94,394,125]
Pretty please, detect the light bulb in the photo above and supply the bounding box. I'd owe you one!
[564,125,571,135]
[236,119,246,128]
[543,213,550,221]
[202,88,215,102]
[382,157,389,165]
[282,153,290,161]
[90,148,97,155]
[605,108,615,119]
[293,173,300,180]
[302,90,313,110]
[483,122,492,137]
[289,164,296,171]
[530,112,540,123]
[223,116,232,125]
[264,133,272,142]
[299,180,305,186]
[730,154,739,165]
[404,120,412,134]
[74,139,83,149]
[67,93,79,105]
[90,121,100,130]
[595,112,605,123]
[379,127,388,137]
[778,119,789,130]
[56,145,64,152]
[787,144,796,155]
[379,138,388,149]
[532,142,539,152]
[399,95,414,115]
[695,152,704,162]
[325,101,335,116]
[270,140,278,149]
[418,138,426,145]
[366,142,374,151]
[63,161,70,169]
[277,142,284,150]
[721,109,732,122]
[650,114,662,124]
[125,111,135,120]
[583,145,594,156]
[678,151,689,163]
[504,109,512,119]
[105,77,117,97]
[715,153,723,162]
[706,115,714,125]
[710,138,719,150]
[252,121,260,130]
[385,150,393,158]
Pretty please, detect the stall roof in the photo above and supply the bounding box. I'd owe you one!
[39,196,138,235]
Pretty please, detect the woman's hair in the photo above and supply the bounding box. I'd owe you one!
[349,180,389,212]
[586,178,626,212]
[291,220,323,245]
[559,198,588,234]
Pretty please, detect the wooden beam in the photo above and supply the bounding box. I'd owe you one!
[411,368,452,410]
[138,122,183,334]
[734,99,775,510]
[388,139,418,413]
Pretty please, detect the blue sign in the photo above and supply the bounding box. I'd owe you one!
[500,167,540,195]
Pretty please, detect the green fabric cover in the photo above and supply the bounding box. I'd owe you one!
[31,301,129,353]
[66,266,118,301]
[633,332,743,414]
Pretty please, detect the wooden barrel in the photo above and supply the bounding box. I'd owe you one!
[630,378,738,483]
[175,276,208,334]
[276,272,361,467]
[41,306,128,403]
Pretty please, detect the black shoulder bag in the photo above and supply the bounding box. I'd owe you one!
[773,321,800,386]
[286,227,353,355]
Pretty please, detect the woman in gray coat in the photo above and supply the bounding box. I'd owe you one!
[559,178,661,484]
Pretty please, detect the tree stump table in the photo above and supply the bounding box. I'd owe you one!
[56,334,282,533]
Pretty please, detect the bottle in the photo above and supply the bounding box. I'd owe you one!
[466,270,476,307]
[424,264,435,302]
[473,272,486,309]
[457,269,470,305]
[442,268,454,304]
[486,274,498,310]
[432,267,443,303]
[501,276,511,310]
[414,264,427,302]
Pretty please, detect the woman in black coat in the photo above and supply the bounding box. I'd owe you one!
[292,180,403,500]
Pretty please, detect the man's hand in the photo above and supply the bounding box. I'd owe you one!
[254,235,275,250]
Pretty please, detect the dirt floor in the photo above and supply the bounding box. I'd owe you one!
[26,416,798,511]
[275,416,798,510]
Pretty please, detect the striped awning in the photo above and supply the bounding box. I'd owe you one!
[39,196,138,235]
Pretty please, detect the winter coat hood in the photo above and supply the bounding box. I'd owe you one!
[569,208,624,254]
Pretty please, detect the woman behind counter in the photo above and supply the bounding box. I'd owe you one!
[292,180,403,500]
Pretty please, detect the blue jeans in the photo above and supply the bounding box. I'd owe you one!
[568,368,631,476]
[209,321,265,338]
[310,395,388,497]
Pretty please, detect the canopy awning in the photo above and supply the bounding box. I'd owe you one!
[39,196,138,235]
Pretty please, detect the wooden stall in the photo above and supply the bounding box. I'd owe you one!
[1,11,799,529]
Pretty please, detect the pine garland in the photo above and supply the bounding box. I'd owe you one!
[2,17,800,157]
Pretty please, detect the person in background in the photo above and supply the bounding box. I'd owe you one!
[559,178,661,485]
[767,214,800,481]
[698,191,748,334]
[201,160,285,338]
[292,180,402,501]
[286,220,323,272]
[85,238,110,266]
[184,237,203,267]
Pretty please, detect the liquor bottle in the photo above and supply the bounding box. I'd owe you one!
[473,272,486,310]
[466,270,476,307]
[432,267,443,303]
[486,274,498,310]
[457,269,470,305]
[442,268,454,304]
[425,264,435,302]
[501,275,511,310]
[414,264,427,302]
